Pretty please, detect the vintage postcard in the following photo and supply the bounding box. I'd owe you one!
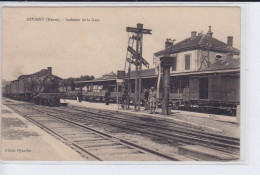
[1,6,241,162]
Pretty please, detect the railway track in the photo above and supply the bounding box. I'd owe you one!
[38,104,240,154]
[3,99,239,160]
[4,101,190,161]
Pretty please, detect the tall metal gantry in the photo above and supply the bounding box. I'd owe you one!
[126,23,151,111]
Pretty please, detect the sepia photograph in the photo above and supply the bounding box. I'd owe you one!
[1,6,241,162]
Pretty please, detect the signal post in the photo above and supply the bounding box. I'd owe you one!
[126,23,151,111]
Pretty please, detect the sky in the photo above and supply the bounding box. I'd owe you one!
[2,6,240,81]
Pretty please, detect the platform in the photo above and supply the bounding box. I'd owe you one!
[1,104,85,161]
[63,99,240,138]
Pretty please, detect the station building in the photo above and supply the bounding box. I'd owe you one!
[75,27,240,114]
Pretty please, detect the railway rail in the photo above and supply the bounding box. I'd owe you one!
[3,98,239,161]
[48,105,240,154]
[4,100,189,161]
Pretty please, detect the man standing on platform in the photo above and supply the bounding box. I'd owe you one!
[121,88,128,110]
[105,89,111,105]
[77,90,83,103]
[149,87,157,114]
[144,89,149,110]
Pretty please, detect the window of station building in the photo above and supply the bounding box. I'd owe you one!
[185,54,190,70]
[171,57,177,71]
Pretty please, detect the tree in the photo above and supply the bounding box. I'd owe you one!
[62,75,94,91]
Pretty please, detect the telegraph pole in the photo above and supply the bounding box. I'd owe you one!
[126,23,151,111]
[136,24,143,111]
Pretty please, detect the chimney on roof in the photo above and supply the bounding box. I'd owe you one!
[165,38,175,49]
[47,67,52,75]
[227,36,233,47]
[191,31,197,38]
[207,26,213,37]
[198,31,203,36]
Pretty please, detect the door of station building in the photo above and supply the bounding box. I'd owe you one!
[199,78,208,99]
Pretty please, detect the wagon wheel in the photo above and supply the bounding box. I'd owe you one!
[56,100,60,107]
[34,98,38,105]
[43,99,47,106]
[173,103,179,110]
[38,98,42,105]
[47,99,51,106]
[45,99,49,106]
[51,99,55,107]
[200,107,209,113]
[229,109,236,116]
[42,99,45,106]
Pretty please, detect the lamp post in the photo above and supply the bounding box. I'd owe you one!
[160,56,173,115]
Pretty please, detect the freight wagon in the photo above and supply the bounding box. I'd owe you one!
[74,60,240,115]
[176,72,240,115]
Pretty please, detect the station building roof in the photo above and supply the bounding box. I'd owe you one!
[154,33,240,57]
[75,72,117,84]
[75,57,240,85]
[201,57,240,72]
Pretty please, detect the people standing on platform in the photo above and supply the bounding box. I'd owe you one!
[121,88,128,110]
[144,89,150,110]
[149,87,157,114]
[77,90,82,103]
[105,89,111,105]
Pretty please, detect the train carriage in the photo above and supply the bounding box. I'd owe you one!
[187,72,240,114]
[10,80,19,99]
[2,86,7,97]
[74,57,240,116]
[17,78,27,100]
[6,84,11,97]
